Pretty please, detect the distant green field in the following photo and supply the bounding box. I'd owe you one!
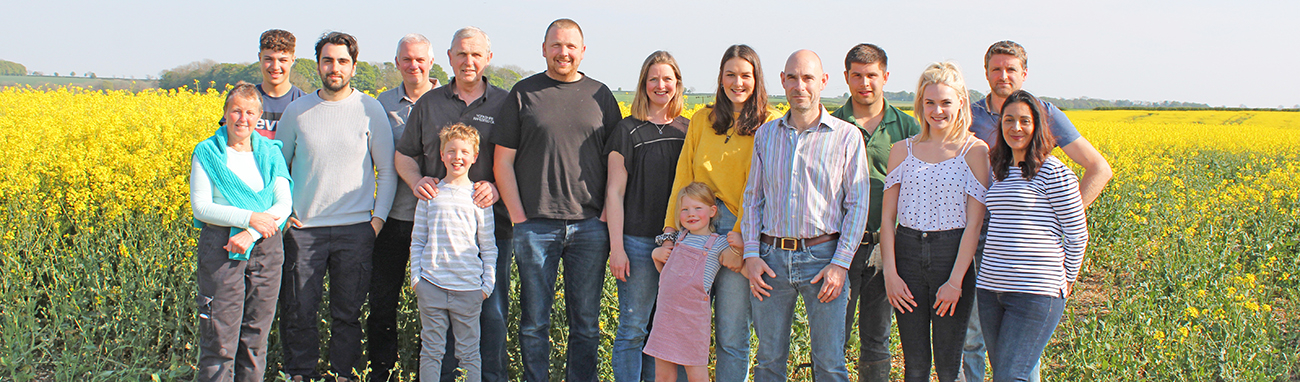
[0,75,157,89]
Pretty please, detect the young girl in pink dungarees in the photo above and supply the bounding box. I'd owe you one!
[644,182,730,382]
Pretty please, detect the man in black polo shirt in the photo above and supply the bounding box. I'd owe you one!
[492,18,621,382]
[829,43,920,382]
[393,26,510,382]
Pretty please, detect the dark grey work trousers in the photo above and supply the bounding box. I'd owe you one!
[196,225,284,382]
[279,222,375,380]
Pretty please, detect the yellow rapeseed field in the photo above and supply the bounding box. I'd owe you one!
[0,86,1295,380]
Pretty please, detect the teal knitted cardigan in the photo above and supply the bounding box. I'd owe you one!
[191,126,293,260]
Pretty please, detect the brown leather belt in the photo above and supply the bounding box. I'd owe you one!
[760,233,840,251]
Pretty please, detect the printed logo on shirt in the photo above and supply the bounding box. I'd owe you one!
[473,114,494,124]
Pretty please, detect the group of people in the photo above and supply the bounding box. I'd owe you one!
[189,17,1112,382]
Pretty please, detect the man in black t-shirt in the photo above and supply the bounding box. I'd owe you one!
[492,18,621,382]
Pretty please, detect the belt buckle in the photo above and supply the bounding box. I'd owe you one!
[778,237,798,251]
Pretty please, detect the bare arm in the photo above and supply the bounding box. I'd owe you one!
[605,152,630,282]
[493,145,527,224]
[935,144,991,317]
[1060,137,1112,208]
[882,142,916,312]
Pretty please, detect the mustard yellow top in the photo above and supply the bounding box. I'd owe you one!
[664,106,781,232]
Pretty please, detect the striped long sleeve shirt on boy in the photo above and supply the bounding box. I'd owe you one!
[409,182,498,296]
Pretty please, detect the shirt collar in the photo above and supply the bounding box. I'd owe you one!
[836,99,900,130]
[779,105,839,131]
[442,77,492,102]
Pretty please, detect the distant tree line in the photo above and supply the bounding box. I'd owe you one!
[158,59,535,93]
[877,90,1211,110]
[0,60,27,76]
[881,90,986,104]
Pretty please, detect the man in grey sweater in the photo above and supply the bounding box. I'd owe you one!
[274,31,397,382]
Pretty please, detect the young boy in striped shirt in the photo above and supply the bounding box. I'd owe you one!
[409,123,498,382]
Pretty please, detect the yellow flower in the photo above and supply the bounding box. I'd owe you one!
[1184,306,1200,318]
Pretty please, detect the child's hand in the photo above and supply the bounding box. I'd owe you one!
[482,291,489,300]
[652,247,671,272]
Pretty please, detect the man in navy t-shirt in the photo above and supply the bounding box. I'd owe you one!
[252,29,307,139]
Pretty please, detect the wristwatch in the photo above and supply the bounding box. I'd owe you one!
[655,232,678,246]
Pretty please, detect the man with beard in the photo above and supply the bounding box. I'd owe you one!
[492,18,621,382]
[275,31,397,382]
[740,49,869,382]
[394,26,511,382]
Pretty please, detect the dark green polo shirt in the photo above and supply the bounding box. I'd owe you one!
[830,99,921,234]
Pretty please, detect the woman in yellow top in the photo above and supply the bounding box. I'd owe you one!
[659,44,778,381]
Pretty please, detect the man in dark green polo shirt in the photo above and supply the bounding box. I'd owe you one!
[830,43,920,382]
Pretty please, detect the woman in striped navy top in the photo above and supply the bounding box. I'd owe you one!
[978,90,1089,381]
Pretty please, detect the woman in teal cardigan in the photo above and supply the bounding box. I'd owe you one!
[189,82,293,382]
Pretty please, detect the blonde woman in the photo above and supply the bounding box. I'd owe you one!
[880,62,990,382]
[605,50,690,382]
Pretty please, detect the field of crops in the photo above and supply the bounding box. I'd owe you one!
[0,86,1297,381]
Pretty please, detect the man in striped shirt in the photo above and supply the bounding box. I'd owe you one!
[740,49,870,382]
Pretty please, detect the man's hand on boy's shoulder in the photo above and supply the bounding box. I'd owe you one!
[472,181,499,208]
[413,176,440,200]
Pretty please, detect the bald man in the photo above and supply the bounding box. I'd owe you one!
[739,49,869,382]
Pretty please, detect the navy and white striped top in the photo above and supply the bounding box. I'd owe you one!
[977,156,1089,297]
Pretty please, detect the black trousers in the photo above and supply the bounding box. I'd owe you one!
[279,222,375,380]
[893,226,975,382]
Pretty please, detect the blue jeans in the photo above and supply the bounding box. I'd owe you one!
[612,235,661,382]
[964,238,1041,382]
[712,199,753,382]
[977,289,1065,382]
[514,217,609,382]
[750,241,850,382]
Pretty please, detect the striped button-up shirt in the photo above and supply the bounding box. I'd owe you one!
[741,107,870,268]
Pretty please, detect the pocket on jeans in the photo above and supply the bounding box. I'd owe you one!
[807,241,836,261]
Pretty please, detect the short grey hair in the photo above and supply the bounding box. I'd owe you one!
[451,26,492,52]
[396,33,434,57]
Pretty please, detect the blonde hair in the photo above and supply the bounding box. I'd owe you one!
[630,51,685,121]
[676,182,718,232]
[438,123,480,153]
[913,61,972,142]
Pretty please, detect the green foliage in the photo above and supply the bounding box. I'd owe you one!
[158,60,259,92]
[0,60,25,76]
[290,58,319,91]
[484,64,535,91]
[430,63,448,85]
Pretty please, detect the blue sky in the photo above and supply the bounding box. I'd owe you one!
[5,0,1296,107]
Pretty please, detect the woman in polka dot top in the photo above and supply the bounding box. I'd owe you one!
[878,61,991,382]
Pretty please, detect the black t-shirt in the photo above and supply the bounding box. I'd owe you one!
[492,73,621,220]
[396,78,507,183]
[605,116,689,237]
